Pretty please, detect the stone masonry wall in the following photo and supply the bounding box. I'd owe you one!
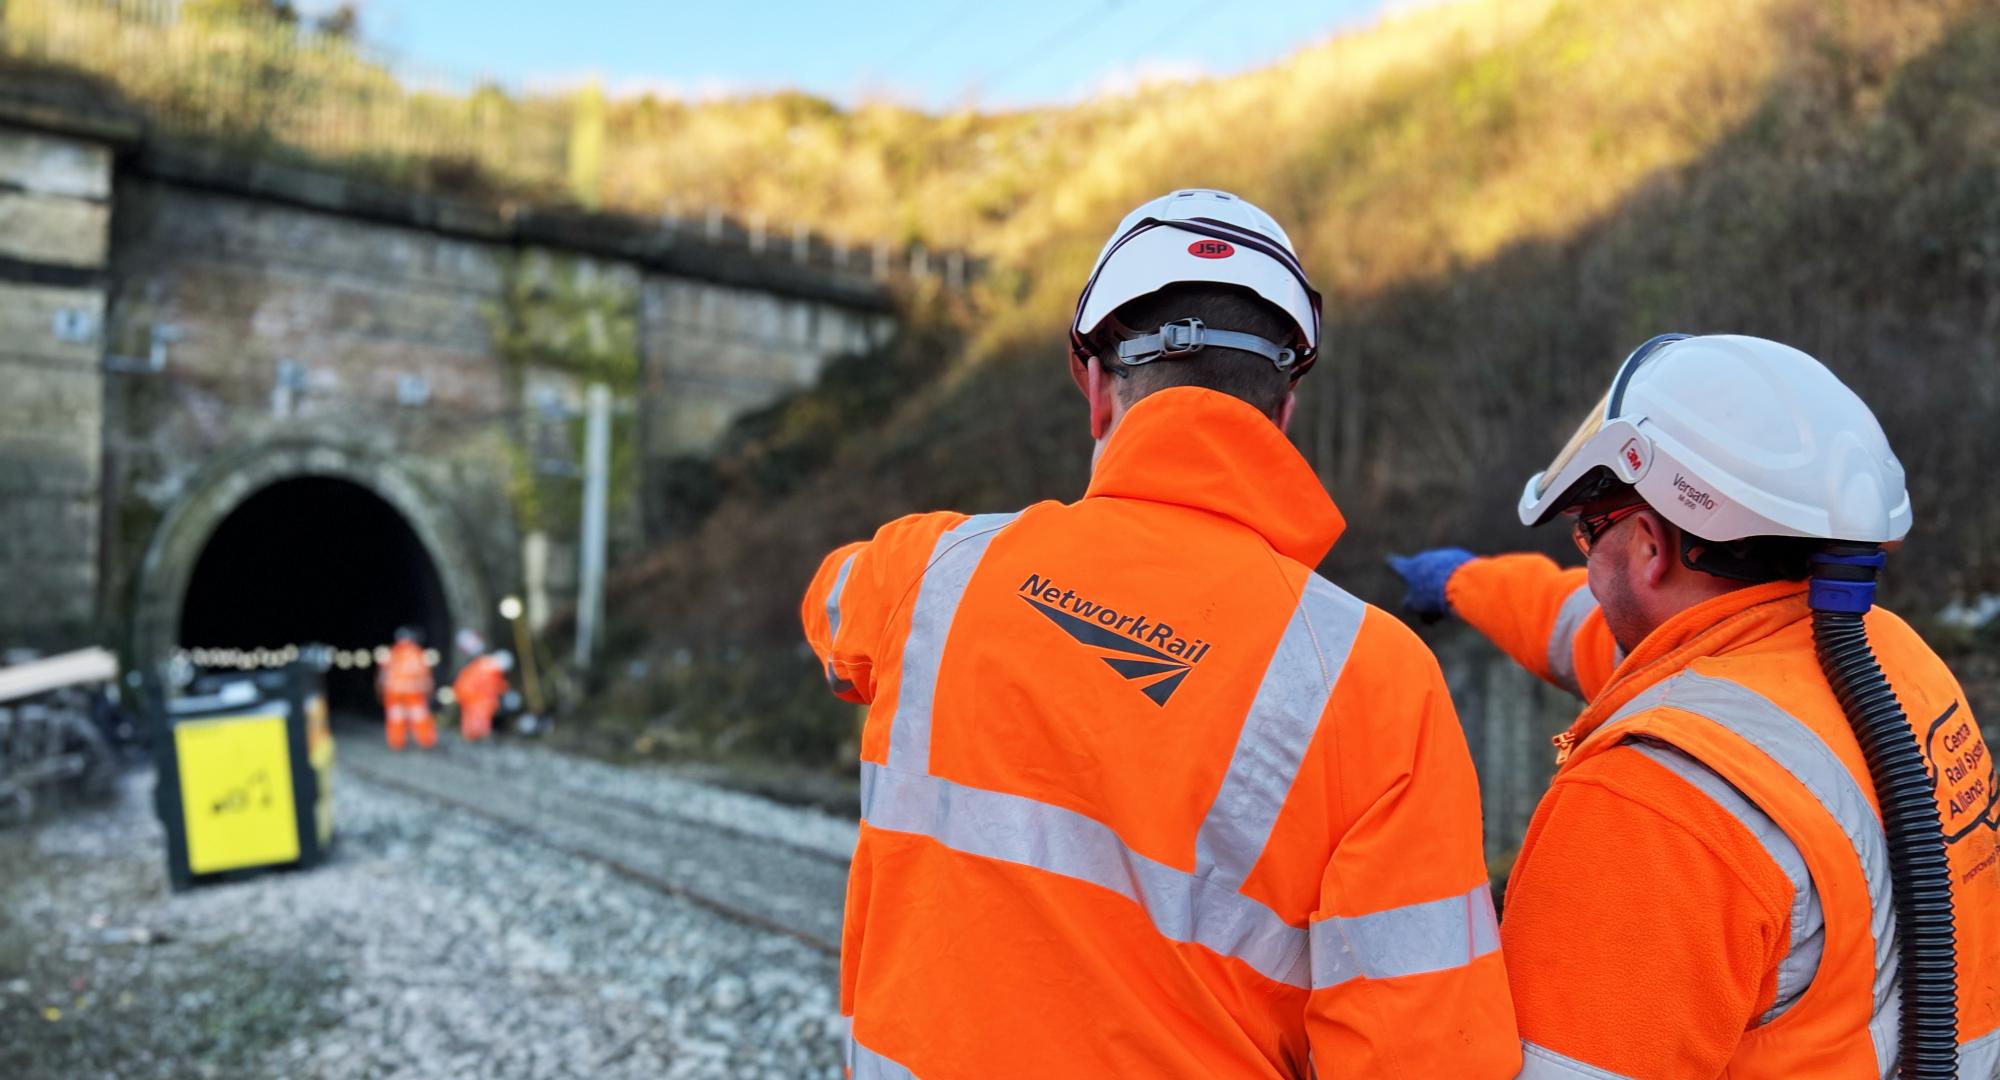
[0,97,900,671]
[91,167,897,664]
[0,121,115,652]
[101,175,521,646]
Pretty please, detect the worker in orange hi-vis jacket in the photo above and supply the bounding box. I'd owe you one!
[451,649,510,742]
[1389,335,2000,1078]
[377,627,435,751]
[800,190,1518,1079]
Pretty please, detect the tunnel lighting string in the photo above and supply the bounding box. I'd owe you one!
[175,644,444,672]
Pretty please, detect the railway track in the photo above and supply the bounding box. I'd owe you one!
[339,735,850,956]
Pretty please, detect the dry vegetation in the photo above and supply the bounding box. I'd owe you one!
[16,0,1995,762]
[597,0,2000,763]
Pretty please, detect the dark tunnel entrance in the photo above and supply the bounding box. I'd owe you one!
[177,476,451,710]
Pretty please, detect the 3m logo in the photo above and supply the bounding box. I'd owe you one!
[1018,573,1210,707]
[1620,438,1647,475]
[1187,239,1234,259]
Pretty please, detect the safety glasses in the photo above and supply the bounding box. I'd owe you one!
[1572,502,1650,557]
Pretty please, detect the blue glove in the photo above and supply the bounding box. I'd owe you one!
[1387,547,1476,622]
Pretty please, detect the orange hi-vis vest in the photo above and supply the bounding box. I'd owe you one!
[1450,556,2000,1077]
[382,640,433,698]
[452,655,506,709]
[801,388,1518,1079]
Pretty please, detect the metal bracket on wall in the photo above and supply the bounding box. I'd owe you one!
[51,307,103,345]
[104,323,181,374]
[272,358,309,417]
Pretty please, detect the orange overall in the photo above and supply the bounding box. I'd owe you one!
[1450,554,2000,1076]
[379,640,435,751]
[451,655,506,742]
[802,388,1518,1078]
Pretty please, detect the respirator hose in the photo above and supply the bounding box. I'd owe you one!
[1810,545,1957,1078]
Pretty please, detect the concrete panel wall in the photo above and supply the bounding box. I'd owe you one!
[0,124,113,651]
[0,192,111,266]
[639,276,892,459]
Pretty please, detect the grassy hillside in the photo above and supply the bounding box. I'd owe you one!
[0,0,1829,251]
[589,0,2000,765]
[21,0,1992,762]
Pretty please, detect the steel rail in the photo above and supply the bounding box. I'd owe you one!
[342,755,843,957]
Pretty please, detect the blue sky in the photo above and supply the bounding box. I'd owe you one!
[312,1,1393,111]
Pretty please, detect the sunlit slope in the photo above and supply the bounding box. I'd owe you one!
[595,0,1996,762]
[9,0,1869,268]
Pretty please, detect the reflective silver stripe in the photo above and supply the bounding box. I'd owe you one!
[848,1029,918,1080]
[885,512,1020,774]
[823,553,858,692]
[1871,985,1901,1079]
[1196,574,1365,891]
[861,761,1311,987]
[1625,739,1823,1024]
[1603,671,1898,1066]
[827,552,856,643]
[1308,882,1498,989]
[1518,1041,1634,1079]
[1546,585,1597,696]
[1961,1023,2000,1080]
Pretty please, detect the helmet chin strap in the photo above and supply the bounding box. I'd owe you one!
[1112,318,1299,375]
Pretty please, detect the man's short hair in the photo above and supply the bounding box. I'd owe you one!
[1587,481,1814,583]
[1098,284,1296,416]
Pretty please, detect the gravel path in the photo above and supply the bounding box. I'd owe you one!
[0,739,851,1079]
[340,739,853,953]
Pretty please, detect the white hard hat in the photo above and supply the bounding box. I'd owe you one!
[1069,189,1322,393]
[1519,334,1911,543]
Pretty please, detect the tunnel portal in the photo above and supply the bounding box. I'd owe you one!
[176,476,452,709]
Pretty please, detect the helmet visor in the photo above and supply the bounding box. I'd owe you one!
[1532,389,1612,501]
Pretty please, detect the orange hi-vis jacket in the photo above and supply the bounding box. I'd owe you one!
[452,655,506,710]
[1448,554,2000,1077]
[801,388,1518,1079]
[381,640,433,698]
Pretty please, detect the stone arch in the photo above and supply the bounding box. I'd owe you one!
[130,441,491,692]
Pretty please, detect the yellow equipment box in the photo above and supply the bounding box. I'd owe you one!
[155,664,334,889]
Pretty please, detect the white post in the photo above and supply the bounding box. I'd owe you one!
[574,383,612,669]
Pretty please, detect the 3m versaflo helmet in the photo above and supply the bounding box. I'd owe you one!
[1519,334,1912,544]
[1068,189,1323,394]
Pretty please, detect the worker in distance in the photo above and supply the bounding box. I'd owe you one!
[802,189,1518,1077]
[1391,334,2000,1077]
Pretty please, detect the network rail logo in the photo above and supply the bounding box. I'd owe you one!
[1017,573,1210,706]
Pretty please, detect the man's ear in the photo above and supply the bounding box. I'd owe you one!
[1634,511,1674,588]
[1274,388,1297,433]
[1086,356,1117,441]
